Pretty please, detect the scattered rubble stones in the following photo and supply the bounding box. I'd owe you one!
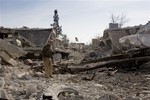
[0,32,149,100]
[0,62,149,100]
[0,89,10,100]
[124,96,142,100]
[25,84,37,99]
[0,64,5,73]
[0,64,5,77]
[97,94,121,100]
[24,59,33,65]
[143,97,150,100]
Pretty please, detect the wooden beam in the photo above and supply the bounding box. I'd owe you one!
[69,56,150,73]
[79,54,129,65]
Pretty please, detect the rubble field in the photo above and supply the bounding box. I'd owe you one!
[0,13,150,100]
[0,61,150,100]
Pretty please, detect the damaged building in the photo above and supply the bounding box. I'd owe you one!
[0,11,150,100]
[0,27,69,60]
[15,28,55,59]
[102,25,141,54]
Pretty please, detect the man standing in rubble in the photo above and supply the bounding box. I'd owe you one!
[42,40,54,78]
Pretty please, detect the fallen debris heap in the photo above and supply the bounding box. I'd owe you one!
[0,19,150,99]
[68,47,150,73]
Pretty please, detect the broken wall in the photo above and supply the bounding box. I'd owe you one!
[102,26,141,53]
[92,39,100,47]
[108,30,129,52]
[119,22,150,48]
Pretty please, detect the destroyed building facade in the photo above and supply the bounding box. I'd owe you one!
[102,25,141,54]
[0,27,69,60]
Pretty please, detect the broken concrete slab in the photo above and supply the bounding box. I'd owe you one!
[0,78,10,100]
[119,34,150,48]
[0,39,26,59]
[119,34,141,48]
[17,72,31,80]
[143,97,150,100]
[138,34,150,47]
[0,50,18,66]
[108,30,129,51]
[103,29,129,54]
[119,22,150,48]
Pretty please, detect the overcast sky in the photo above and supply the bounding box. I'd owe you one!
[0,0,150,44]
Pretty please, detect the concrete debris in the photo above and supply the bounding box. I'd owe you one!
[120,22,150,48]
[97,94,121,100]
[119,34,150,48]
[107,69,118,76]
[0,89,9,100]
[24,59,33,65]
[102,26,140,54]
[0,15,150,100]
[124,96,142,100]
[0,38,26,66]
[0,50,18,66]
[0,64,6,77]
[68,48,150,73]
[17,72,31,80]
[0,61,149,99]
[25,84,38,99]
[107,30,128,53]
[0,39,26,59]
[32,71,43,77]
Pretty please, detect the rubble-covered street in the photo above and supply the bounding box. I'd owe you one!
[0,1,150,100]
[0,21,150,100]
[0,60,150,100]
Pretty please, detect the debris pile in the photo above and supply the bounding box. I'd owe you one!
[0,18,150,99]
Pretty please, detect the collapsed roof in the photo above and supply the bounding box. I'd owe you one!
[15,28,53,47]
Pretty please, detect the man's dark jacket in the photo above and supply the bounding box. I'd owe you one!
[42,44,53,58]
